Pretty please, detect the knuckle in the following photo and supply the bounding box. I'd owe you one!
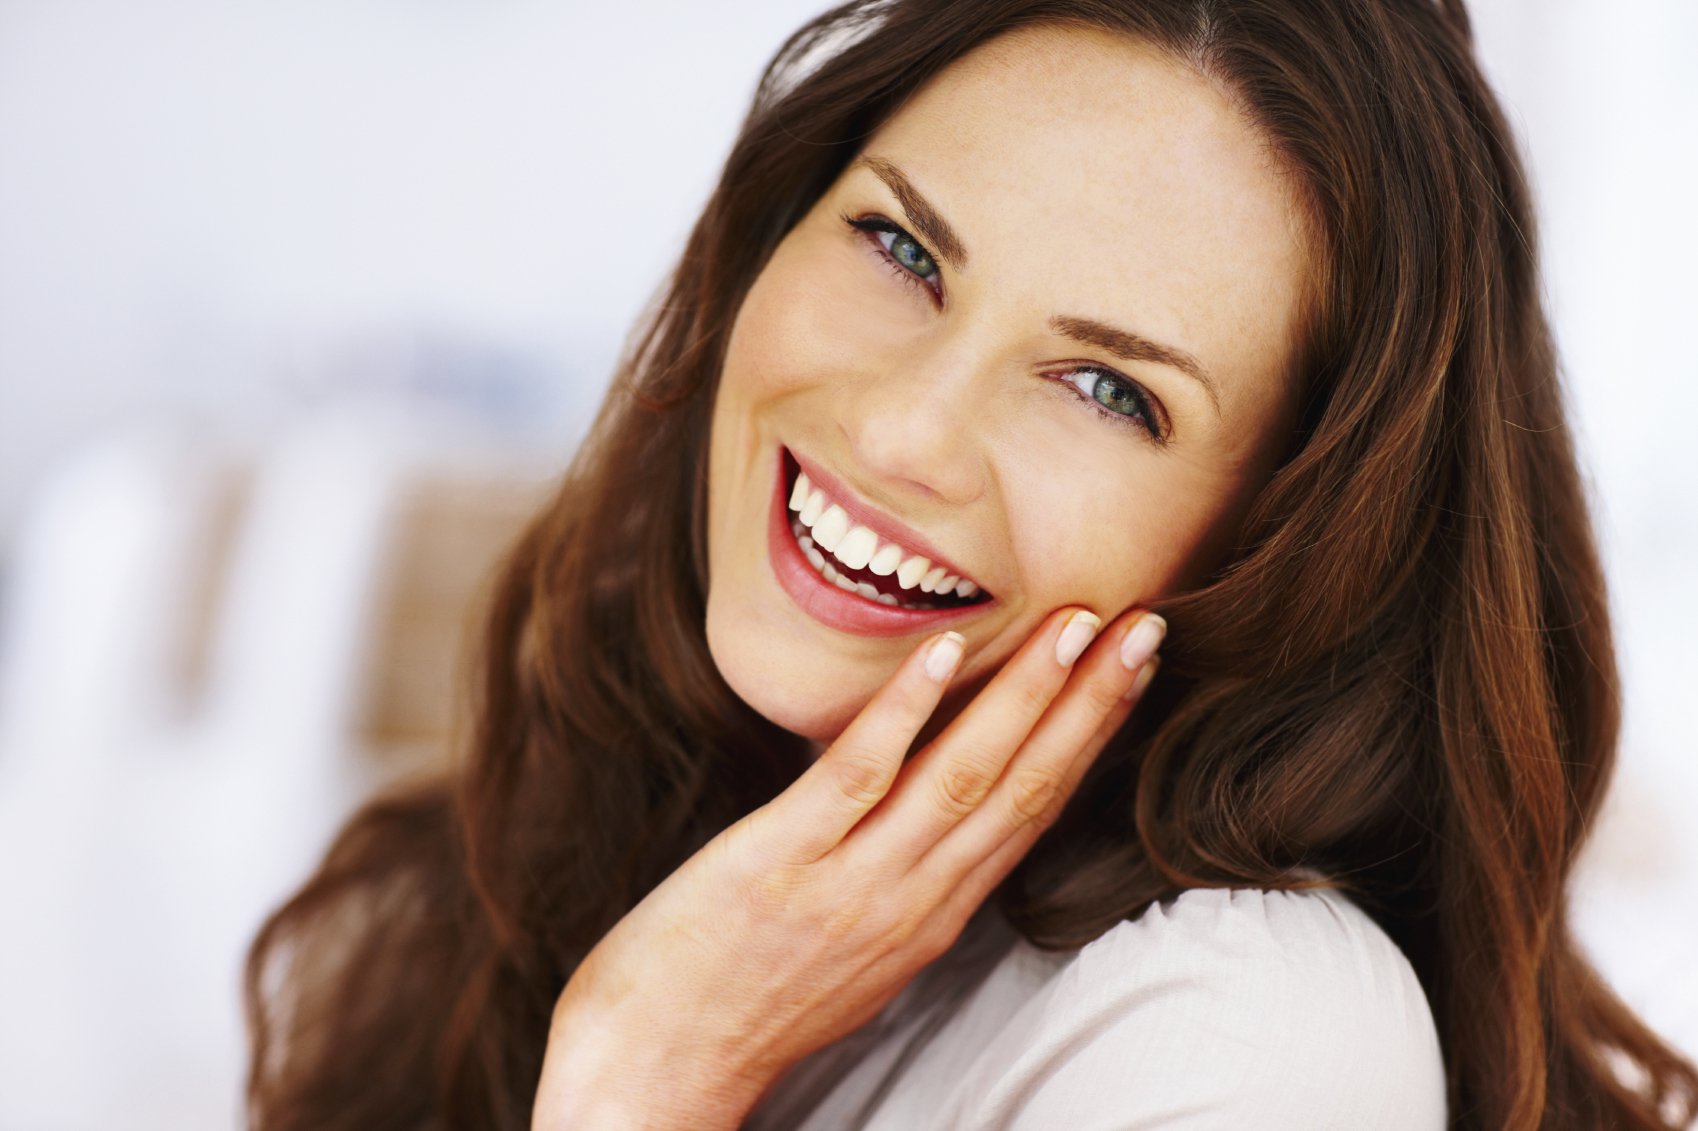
[719,815,769,872]
[830,748,892,808]
[883,911,925,951]
[820,898,868,943]
[740,866,804,921]
[1081,674,1126,715]
[913,919,958,963]
[739,806,795,855]
[1006,764,1067,826]
[1010,678,1056,720]
[935,757,998,815]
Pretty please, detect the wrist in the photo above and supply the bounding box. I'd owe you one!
[532,996,766,1131]
[533,1064,757,1131]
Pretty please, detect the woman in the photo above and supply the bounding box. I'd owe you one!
[245,1,1698,1128]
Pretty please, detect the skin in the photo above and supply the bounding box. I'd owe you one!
[533,24,1312,1130]
[701,24,1308,745]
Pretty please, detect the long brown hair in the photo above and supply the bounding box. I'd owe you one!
[244,2,1698,1128]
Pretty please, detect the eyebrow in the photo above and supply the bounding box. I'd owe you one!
[1049,316,1221,416]
[853,155,969,270]
[851,154,1223,417]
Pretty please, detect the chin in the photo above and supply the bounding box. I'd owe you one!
[705,608,873,744]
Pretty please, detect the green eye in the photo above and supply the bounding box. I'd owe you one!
[1056,368,1164,442]
[1092,377,1141,415]
[888,232,936,278]
[845,216,942,295]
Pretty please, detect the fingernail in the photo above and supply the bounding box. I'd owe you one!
[1119,613,1167,671]
[925,631,966,683]
[1125,655,1160,700]
[1054,610,1102,667]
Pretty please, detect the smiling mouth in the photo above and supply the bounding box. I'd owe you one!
[781,449,993,612]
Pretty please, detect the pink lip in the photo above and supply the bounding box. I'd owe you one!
[786,448,985,591]
[767,448,995,638]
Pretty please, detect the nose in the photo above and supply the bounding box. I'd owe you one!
[835,339,990,507]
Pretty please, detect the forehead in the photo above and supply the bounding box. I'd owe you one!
[859,23,1313,417]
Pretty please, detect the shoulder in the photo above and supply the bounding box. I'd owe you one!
[1071,886,1432,1031]
[947,887,1447,1130]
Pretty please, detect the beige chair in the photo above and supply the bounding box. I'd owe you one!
[353,463,554,771]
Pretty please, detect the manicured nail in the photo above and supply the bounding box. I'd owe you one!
[1125,655,1160,700]
[925,631,966,683]
[1054,611,1102,667]
[1120,613,1167,671]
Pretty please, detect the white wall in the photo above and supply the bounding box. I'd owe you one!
[0,0,835,543]
[0,1,1693,1127]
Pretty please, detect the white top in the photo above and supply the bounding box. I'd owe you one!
[748,887,1447,1129]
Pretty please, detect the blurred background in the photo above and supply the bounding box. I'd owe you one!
[0,0,1692,1127]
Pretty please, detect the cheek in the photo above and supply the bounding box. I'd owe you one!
[723,229,921,402]
[1007,461,1246,611]
[724,248,841,399]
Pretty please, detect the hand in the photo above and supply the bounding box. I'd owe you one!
[530,605,1167,1131]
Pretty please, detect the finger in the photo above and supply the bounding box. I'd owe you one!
[847,607,1104,867]
[920,613,1164,901]
[761,630,967,865]
[933,651,1161,928]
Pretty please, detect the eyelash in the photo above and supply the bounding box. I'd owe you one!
[844,215,943,300]
[841,212,1168,444]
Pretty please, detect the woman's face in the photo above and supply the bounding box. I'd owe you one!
[705,24,1311,743]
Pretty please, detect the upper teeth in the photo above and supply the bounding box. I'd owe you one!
[788,470,982,598]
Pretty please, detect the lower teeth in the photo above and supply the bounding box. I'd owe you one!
[792,520,941,611]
